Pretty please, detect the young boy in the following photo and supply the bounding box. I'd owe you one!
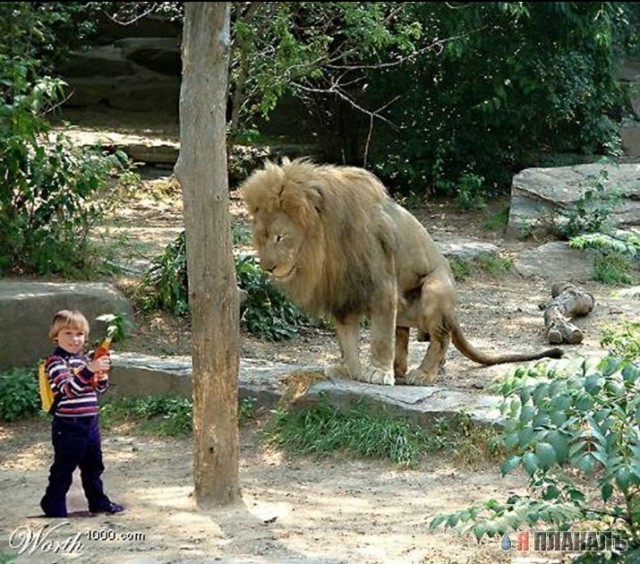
[40,309,124,518]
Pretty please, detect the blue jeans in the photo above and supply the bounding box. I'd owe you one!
[40,415,111,517]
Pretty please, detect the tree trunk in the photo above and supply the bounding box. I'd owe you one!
[175,2,240,507]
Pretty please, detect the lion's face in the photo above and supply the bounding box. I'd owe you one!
[251,211,305,282]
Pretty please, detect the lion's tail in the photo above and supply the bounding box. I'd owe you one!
[451,323,563,366]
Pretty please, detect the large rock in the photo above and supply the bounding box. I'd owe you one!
[0,281,134,371]
[507,163,640,239]
[108,353,504,428]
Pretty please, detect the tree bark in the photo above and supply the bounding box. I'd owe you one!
[544,283,595,345]
[175,2,240,507]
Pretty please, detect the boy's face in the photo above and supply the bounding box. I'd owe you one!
[56,327,87,354]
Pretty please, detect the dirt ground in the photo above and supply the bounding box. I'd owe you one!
[2,116,639,563]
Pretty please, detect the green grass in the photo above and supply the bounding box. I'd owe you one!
[262,396,500,468]
[449,255,512,281]
[99,395,257,436]
[593,253,636,285]
[481,206,510,231]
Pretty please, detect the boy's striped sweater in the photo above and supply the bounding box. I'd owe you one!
[45,347,108,417]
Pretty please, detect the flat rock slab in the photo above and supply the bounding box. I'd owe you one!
[438,239,500,262]
[0,281,134,371]
[110,353,503,428]
[513,241,598,283]
[296,379,503,428]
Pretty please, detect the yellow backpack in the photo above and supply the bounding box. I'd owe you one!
[38,359,58,414]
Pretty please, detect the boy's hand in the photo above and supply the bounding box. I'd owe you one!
[87,355,111,374]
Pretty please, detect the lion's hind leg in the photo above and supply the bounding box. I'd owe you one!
[405,276,453,386]
[405,325,450,385]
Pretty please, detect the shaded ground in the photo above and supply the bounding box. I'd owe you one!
[2,111,639,563]
[1,417,530,564]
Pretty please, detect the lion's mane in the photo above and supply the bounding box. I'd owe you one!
[241,159,397,318]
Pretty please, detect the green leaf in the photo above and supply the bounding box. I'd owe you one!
[615,467,632,491]
[601,482,614,502]
[621,364,639,385]
[518,426,534,447]
[472,523,486,543]
[578,453,596,473]
[599,356,622,376]
[532,382,549,403]
[519,405,536,424]
[535,442,556,471]
[546,431,569,464]
[500,456,521,476]
[523,452,539,476]
[584,374,603,394]
[503,432,519,450]
[430,514,449,530]
[542,483,560,500]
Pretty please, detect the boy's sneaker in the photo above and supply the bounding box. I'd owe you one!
[89,502,125,514]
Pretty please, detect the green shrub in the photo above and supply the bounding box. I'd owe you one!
[235,255,310,341]
[137,230,312,341]
[138,231,190,316]
[430,354,640,561]
[558,169,621,240]
[0,38,128,277]
[0,367,40,421]
[600,321,640,362]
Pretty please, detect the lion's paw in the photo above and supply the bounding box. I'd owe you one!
[362,366,395,386]
[324,363,350,380]
[405,368,439,386]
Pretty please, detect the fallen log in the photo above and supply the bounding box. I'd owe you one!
[544,282,595,345]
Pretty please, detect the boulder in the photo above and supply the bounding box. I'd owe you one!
[0,281,134,371]
[507,163,640,239]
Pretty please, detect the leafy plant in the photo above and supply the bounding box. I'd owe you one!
[235,255,310,341]
[239,397,257,424]
[430,355,640,561]
[138,231,190,316]
[478,255,513,277]
[137,230,311,341]
[372,3,633,197]
[0,367,40,421]
[558,169,622,239]
[593,254,635,286]
[570,231,639,286]
[0,4,129,277]
[456,171,488,210]
[95,312,133,343]
[600,321,640,362]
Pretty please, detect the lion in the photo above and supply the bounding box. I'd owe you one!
[240,158,563,386]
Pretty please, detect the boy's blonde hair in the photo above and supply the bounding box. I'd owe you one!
[49,310,90,341]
